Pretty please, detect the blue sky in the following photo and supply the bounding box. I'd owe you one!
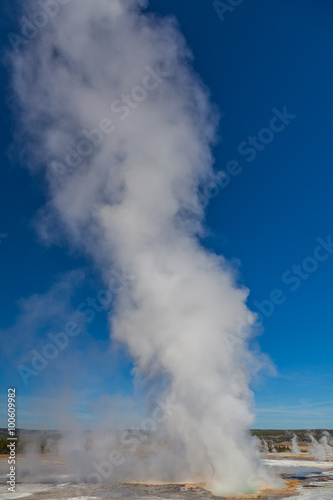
[1,0,333,429]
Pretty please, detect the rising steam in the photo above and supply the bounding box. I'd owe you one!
[10,0,275,494]
[291,434,300,454]
[309,432,333,460]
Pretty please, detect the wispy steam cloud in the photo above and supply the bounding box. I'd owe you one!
[10,0,275,494]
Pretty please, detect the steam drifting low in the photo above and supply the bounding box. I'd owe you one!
[10,0,274,494]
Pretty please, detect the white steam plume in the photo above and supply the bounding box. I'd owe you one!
[10,0,275,494]
[259,438,269,454]
[292,434,300,454]
[309,433,333,460]
[320,432,333,456]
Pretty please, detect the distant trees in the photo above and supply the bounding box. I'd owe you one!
[275,445,291,453]
[0,439,10,454]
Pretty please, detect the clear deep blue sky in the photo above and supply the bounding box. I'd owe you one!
[0,0,333,429]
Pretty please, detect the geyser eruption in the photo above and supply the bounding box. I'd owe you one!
[321,432,333,457]
[309,433,333,460]
[10,0,275,494]
[258,439,269,454]
[291,434,300,454]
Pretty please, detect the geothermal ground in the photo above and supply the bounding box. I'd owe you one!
[1,451,333,500]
